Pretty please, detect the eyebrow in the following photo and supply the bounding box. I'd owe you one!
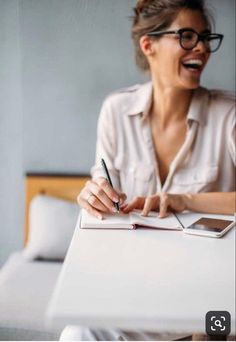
[180,27,212,34]
[202,29,211,34]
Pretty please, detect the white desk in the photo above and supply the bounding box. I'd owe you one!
[47,213,235,335]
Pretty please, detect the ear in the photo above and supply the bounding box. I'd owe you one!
[139,35,156,57]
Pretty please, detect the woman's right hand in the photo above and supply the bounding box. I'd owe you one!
[77,177,127,219]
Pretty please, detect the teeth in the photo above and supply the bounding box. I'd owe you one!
[183,59,203,66]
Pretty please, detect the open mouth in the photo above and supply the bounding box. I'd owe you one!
[182,59,203,71]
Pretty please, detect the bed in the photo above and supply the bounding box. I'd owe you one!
[0,173,89,341]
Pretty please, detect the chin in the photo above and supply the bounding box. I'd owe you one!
[187,83,200,89]
[180,78,201,90]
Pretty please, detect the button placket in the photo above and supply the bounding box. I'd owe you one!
[162,121,199,192]
[141,116,162,192]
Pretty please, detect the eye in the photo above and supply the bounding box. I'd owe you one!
[181,31,195,41]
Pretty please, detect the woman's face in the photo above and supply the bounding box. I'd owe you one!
[148,9,211,90]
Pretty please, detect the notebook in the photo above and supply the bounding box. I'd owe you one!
[81,209,183,230]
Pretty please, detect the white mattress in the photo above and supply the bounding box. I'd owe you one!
[0,251,62,334]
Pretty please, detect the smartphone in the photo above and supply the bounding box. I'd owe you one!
[183,217,235,238]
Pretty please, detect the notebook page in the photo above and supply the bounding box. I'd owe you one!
[130,210,182,230]
[81,209,133,229]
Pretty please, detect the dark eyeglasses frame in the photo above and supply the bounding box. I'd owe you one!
[147,28,224,53]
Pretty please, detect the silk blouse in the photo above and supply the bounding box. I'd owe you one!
[91,82,235,201]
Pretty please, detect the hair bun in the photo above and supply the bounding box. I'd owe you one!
[135,0,154,16]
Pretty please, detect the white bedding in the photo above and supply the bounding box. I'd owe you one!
[0,251,62,336]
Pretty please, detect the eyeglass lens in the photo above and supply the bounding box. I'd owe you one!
[180,31,221,52]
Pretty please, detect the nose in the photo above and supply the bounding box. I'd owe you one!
[192,39,207,53]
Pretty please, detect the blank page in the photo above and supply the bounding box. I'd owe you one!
[130,210,182,229]
[81,210,133,229]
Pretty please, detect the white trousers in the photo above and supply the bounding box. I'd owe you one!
[60,326,189,341]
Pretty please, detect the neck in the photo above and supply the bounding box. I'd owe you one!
[151,77,194,129]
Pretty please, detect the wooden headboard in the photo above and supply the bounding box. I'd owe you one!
[24,173,90,245]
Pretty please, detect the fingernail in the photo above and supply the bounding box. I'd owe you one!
[113,197,119,203]
[97,214,103,220]
[141,212,147,216]
[112,207,117,213]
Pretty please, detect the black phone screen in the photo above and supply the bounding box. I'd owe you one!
[187,217,233,233]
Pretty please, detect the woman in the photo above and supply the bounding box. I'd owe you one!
[63,0,235,340]
[78,0,235,220]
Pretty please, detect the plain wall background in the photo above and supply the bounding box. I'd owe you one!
[0,0,235,266]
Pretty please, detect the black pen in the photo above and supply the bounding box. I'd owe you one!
[101,158,120,212]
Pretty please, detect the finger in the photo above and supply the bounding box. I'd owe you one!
[122,197,145,213]
[120,203,128,212]
[141,195,159,216]
[79,198,103,220]
[95,177,120,203]
[117,192,127,205]
[159,194,169,218]
[78,188,111,213]
[87,181,116,212]
[87,193,113,213]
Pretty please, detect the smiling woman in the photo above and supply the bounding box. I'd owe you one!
[72,0,236,340]
[131,0,214,71]
[77,0,235,221]
[138,8,212,90]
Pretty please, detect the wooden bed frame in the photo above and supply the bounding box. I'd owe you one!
[24,173,90,245]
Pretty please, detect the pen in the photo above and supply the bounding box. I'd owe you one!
[101,158,120,212]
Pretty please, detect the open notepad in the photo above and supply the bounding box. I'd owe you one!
[81,209,183,230]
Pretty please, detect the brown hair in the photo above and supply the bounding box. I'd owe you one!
[131,0,214,71]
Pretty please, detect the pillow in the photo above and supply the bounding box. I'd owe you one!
[23,195,79,261]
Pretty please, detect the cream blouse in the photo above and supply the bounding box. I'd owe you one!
[91,82,235,201]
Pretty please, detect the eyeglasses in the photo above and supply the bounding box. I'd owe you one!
[147,28,224,53]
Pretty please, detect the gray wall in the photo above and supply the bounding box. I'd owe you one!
[0,0,24,266]
[0,0,235,266]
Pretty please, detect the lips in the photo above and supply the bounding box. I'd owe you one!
[181,58,204,71]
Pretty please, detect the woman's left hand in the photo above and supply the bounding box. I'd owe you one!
[121,193,186,218]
